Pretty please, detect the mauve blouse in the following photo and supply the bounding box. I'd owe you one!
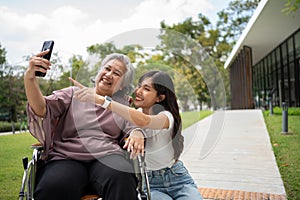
[27,86,138,161]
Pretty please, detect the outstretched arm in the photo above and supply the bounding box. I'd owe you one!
[24,50,51,117]
[69,77,170,130]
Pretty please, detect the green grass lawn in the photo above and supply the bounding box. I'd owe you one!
[0,133,38,200]
[263,110,300,200]
[0,110,211,200]
[181,110,212,129]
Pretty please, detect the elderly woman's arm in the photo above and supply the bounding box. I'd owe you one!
[24,51,51,117]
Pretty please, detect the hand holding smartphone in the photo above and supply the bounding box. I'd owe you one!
[35,40,54,77]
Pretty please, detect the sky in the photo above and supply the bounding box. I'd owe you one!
[0,0,231,65]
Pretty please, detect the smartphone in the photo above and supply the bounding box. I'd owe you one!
[35,40,54,77]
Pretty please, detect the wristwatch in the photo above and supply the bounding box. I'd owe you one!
[101,96,112,109]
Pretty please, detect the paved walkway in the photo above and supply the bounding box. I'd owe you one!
[181,109,286,199]
[0,130,26,136]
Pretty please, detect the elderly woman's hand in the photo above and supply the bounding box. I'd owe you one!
[123,130,145,159]
[25,50,51,79]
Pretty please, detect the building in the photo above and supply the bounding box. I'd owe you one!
[224,0,300,109]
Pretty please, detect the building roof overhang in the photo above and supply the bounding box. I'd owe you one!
[224,0,300,69]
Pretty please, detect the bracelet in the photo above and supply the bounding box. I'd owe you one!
[101,96,112,109]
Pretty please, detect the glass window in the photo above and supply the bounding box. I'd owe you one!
[264,59,268,88]
[288,37,294,62]
[282,43,288,65]
[295,30,300,59]
[271,51,277,89]
[268,55,272,89]
[289,61,296,106]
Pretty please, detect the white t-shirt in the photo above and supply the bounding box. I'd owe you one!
[144,111,175,171]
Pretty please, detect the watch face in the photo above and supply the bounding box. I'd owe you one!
[106,96,112,101]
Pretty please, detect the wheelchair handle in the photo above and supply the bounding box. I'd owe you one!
[22,157,28,170]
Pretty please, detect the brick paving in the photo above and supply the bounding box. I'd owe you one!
[198,188,287,200]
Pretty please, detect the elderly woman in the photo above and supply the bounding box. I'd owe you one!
[24,52,144,200]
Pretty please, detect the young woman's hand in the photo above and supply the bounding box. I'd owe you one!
[124,130,145,159]
[69,77,97,104]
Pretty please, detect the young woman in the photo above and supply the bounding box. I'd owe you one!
[71,70,203,199]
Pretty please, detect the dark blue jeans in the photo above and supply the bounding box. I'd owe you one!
[34,154,137,200]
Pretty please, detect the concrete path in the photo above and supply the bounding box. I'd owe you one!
[0,131,25,136]
[181,109,286,199]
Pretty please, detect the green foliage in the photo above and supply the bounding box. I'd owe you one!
[217,0,261,45]
[135,58,201,111]
[0,43,7,65]
[158,22,229,110]
[157,24,210,109]
[135,61,171,85]
[0,121,13,132]
[0,121,27,132]
[263,108,300,200]
[282,0,300,15]
[157,0,260,109]
[87,42,119,58]
[0,63,27,122]
[264,107,300,116]
[86,42,144,64]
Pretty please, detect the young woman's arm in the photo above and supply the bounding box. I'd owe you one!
[69,77,169,129]
[108,99,169,129]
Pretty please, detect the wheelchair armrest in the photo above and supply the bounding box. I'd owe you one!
[31,143,44,151]
[81,194,101,200]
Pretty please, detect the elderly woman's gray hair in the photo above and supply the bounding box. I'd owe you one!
[96,53,135,95]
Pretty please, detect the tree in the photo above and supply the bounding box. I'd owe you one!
[156,0,260,109]
[87,42,144,64]
[0,43,6,66]
[0,62,27,132]
[87,42,119,58]
[0,44,7,109]
[56,42,145,90]
[217,0,261,46]
[159,19,221,110]
[134,55,199,111]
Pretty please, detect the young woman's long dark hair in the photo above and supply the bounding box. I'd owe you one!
[138,70,184,160]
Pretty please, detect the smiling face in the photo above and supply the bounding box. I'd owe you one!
[95,59,127,96]
[134,77,161,114]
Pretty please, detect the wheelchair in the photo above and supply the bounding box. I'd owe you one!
[19,143,151,200]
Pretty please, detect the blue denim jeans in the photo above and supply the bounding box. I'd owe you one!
[146,160,203,200]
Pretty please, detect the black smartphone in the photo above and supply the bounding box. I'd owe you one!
[35,40,54,77]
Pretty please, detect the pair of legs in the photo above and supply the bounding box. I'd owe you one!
[147,160,202,200]
[34,154,137,200]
